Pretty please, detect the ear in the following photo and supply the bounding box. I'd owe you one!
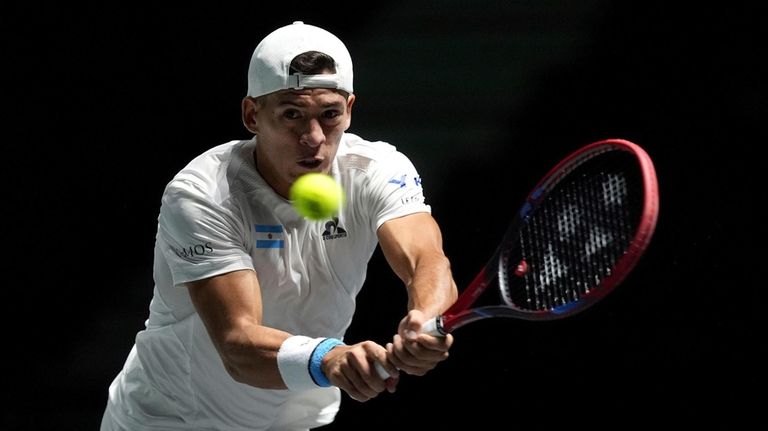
[242,97,260,134]
[344,94,356,131]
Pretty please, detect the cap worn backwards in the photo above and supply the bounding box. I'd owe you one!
[247,21,354,98]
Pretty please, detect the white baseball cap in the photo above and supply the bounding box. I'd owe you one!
[246,21,354,98]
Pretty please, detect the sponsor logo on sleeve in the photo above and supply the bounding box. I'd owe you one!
[172,242,214,260]
[400,192,425,205]
[387,174,425,204]
[387,174,422,189]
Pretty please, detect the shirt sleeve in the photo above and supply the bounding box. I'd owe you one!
[157,178,254,286]
[365,150,432,230]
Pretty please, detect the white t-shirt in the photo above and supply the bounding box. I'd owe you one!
[103,133,431,430]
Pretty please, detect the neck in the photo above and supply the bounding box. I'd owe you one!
[253,144,290,199]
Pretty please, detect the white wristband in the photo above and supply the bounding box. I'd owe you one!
[276,336,326,391]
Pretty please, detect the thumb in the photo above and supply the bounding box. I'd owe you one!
[400,309,426,341]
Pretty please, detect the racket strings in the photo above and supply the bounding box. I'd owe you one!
[501,156,640,312]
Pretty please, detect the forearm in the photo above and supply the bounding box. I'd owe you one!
[406,252,458,318]
[377,214,457,376]
[187,270,382,394]
[378,213,458,318]
[187,270,293,389]
[216,322,292,389]
[223,328,398,399]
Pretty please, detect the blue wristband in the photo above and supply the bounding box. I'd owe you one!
[309,338,345,387]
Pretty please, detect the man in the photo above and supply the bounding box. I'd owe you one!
[101,21,457,430]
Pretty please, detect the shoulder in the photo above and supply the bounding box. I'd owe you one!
[339,133,397,158]
[164,139,253,203]
[337,133,413,173]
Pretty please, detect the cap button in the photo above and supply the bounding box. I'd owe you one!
[293,21,304,25]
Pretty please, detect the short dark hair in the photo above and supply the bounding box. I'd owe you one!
[289,51,336,75]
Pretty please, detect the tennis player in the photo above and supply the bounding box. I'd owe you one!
[100,21,457,430]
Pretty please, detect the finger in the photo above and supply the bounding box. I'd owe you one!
[389,334,437,375]
[387,335,408,370]
[333,372,371,403]
[385,374,399,394]
[402,335,451,360]
[354,342,398,393]
[371,342,400,381]
[333,345,388,401]
[411,332,455,352]
[342,366,377,402]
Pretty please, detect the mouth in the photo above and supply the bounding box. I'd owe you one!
[297,157,323,170]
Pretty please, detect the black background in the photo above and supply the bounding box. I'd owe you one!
[5,1,764,429]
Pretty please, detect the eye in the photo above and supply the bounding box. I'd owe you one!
[282,109,302,120]
[322,109,342,120]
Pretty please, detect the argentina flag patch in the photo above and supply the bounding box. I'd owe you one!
[255,224,285,249]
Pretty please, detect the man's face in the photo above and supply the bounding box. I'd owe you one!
[245,88,355,198]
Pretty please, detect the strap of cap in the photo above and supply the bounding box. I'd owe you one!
[287,73,341,89]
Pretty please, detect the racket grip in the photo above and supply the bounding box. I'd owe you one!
[372,316,446,379]
[374,362,391,379]
[421,316,444,336]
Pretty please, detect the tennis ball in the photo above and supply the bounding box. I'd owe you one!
[289,173,344,220]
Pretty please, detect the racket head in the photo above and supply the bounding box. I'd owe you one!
[441,139,659,331]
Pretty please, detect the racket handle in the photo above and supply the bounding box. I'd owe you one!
[421,316,444,336]
[372,316,445,379]
[374,362,391,379]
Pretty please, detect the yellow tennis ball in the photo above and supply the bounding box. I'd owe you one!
[289,173,344,220]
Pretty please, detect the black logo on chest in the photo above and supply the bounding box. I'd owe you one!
[322,217,348,240]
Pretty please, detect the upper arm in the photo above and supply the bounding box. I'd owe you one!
[187,269,264,340]
[158,180,254,286]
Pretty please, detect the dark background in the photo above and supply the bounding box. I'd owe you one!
[6,1,764,429]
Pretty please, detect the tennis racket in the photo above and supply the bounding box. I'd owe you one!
[375,138,658,378]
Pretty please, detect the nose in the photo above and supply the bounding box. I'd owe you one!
[299,119,325,148]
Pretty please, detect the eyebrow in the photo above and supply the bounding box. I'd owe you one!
[275,98,345,109]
